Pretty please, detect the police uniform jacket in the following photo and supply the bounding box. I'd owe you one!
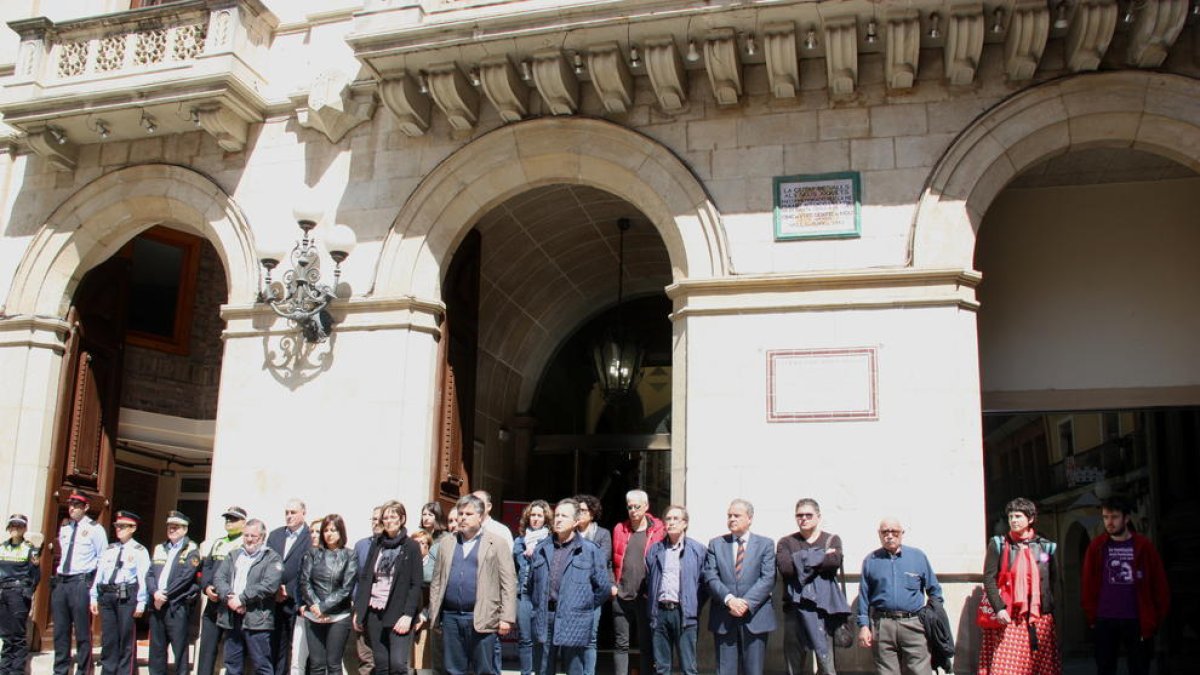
[146,537,201,605]
[0,539,41,595]
[213,547,283,631]
[90,540,151,612]
[199,532,243,594]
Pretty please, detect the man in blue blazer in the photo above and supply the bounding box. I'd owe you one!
[266,499,311,675]
[703,499,777,675]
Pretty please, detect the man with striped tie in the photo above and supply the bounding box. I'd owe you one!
[703,499,778,675]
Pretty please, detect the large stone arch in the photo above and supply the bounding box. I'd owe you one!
[912,71,1200,270]
[372,117,730,300]
[5,164,258,318]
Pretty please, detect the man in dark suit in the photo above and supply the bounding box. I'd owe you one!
[266,499,311,675]
[146,510,202,675]
[702,499,777,675]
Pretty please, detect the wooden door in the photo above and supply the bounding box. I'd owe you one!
[32,257,129,648]
[432,231,481,511]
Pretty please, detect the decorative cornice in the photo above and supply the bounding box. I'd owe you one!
[478,56,528,122]
[1125,0,1188,68]
[762,22,798,99]
[426,62,479,131]
[1003,0,1050,81]
[884,9,921,91]
[666,269,982,317]
[945,3,984,86]
[1065,0,1117,72]
[379,74,432,137]
[530,49,579,116]
[586,42,634,114]
[0,314,71,353]
[823,16,858,97]
[643,37,687,113]
[703,28,742,107]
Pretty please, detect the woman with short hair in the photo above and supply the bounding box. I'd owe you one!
[354,501,423,675]
[979,497,1061,675]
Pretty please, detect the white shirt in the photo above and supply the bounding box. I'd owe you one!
[233,547,263,596]
[482,517,513,552]
[283,527,301,560]
[156,539,184,590]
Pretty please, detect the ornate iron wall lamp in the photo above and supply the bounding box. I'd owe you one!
[256,206,357,343]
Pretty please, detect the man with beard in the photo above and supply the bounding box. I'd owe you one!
[1082,496,1169,675]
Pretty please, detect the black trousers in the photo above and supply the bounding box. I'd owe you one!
[271,607,297,675]
[0,587,32,675]
[51,573,94,675]
[97,592,137,675]
[149,600,194,675]
[1094,618,1154,675]
[613,596,654,675]
[196,599,228,675]
[306,617,352,675]
[365,611,413,675]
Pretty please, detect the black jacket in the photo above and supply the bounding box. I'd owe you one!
[353,531,423,626]
[145,537,201,605]
[300,547,357,616]
[918,596,955,673]
[267,525,312,616]
[983,534,1057,615]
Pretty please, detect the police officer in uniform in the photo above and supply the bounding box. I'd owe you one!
[0,514,41,675]
[53,491,108,675]
[196,506,247,675]
[90,510,151,675]
[147,511,201,675]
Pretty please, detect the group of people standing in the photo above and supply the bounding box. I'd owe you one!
[0,489,1172,675]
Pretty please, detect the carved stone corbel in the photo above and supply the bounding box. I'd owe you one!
[426,63,479,131]
[644,38,687,112]
[944,3,985,86]
[196,105,248,152]
[1003,0,1050,81]
[822,16,858,97]
[1065,0,1117,72]
[379,74,432,137]
[703,28,743,106]
[1125,0,1188,67]
[762,22,799,99]
[530,50,579,115]
[479,56,528,122]
[26,127,78,172]
[295,71,376,143]
[587,42,634,114]
[884,10,921,90]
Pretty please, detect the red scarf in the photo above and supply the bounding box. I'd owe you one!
[1006,530,1041,619]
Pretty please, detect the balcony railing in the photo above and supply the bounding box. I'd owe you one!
[1,0,277,168]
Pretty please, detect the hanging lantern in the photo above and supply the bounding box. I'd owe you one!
[591,218,644,402]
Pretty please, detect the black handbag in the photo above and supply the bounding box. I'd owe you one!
[831,561,855,649]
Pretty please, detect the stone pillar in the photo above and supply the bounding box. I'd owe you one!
[509,415,537,495]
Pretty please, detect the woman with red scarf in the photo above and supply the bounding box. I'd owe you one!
[979,497,1061,674]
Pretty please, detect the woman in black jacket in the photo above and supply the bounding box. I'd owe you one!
[300,514,358,675]
[353,500,423,675]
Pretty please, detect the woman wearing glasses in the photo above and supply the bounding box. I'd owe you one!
[574,494,612,675]
[354,500,423,675]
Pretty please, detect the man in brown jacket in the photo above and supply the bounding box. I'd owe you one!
[427,494,517,675]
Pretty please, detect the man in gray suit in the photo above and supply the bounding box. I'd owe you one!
[702,499,777,675]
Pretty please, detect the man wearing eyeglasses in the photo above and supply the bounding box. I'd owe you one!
[855,518,942,675]
[611,490,665,675]
[775,499,842,675]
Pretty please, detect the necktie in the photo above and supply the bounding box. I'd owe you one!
[108,545,124,584]
[735,538,745,579]
[63,522,78,574]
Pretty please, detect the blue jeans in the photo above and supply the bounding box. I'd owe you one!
[652,606,697,675]
[583,604,602,675]
[224,617,273,675]
[517,596,535,675]
[441,610,498,675]
[533,611,587,675]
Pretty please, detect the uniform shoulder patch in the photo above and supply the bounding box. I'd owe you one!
[108,542,121,550]
[191,557,201,567]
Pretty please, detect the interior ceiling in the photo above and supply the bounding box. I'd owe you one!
[474,184,672,383]
[1008,147,1198,189]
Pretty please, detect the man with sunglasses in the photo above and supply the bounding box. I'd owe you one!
[855,518,942,675]
[90,510,151,675]
[52,491,108,675]
[611,490,665,675]
[196,506,248,675]
[775,498,842,675]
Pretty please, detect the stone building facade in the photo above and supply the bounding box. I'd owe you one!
[1,0,1198,668]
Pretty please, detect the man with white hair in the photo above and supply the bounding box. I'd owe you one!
[267,499,311,675]
[856,518,942,675]
[214,519,284,675]
[611,489,665,675]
